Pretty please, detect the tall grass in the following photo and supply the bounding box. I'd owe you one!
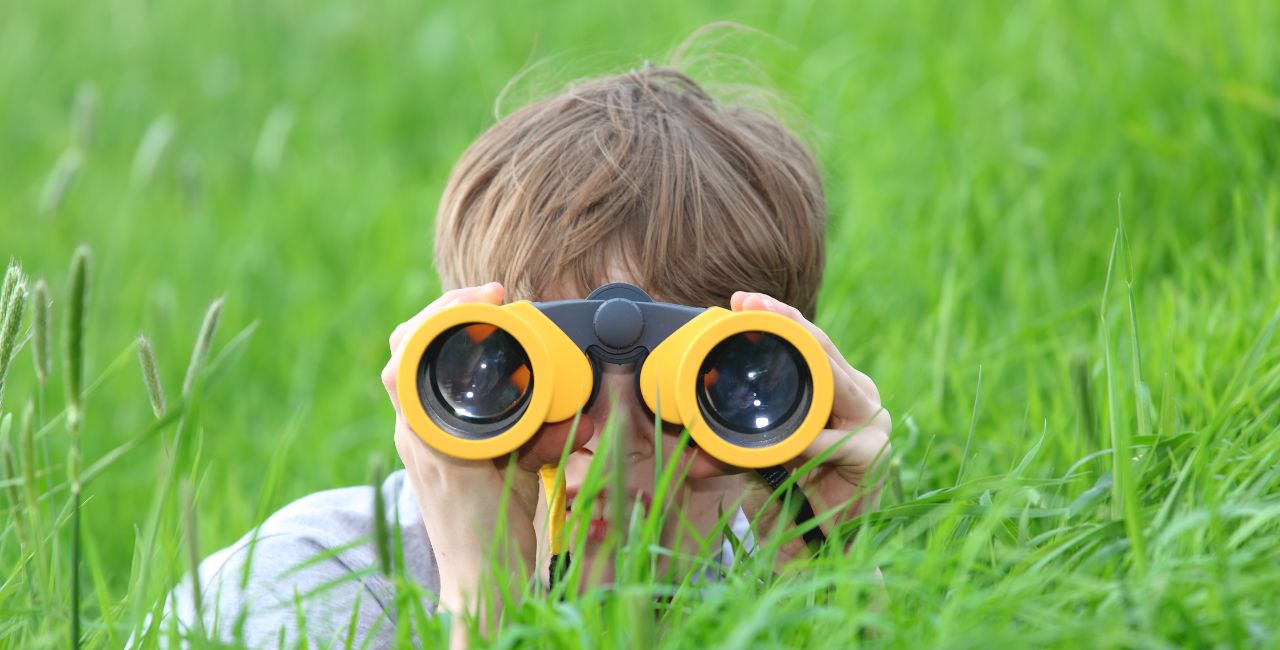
[3,0,1279,647]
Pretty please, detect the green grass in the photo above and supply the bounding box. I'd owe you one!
[3,0,1279,647]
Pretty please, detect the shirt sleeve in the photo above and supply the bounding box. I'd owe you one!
[162,531,397,647]
[142,470,439,648]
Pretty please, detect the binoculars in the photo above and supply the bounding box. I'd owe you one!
[396,283,834,470]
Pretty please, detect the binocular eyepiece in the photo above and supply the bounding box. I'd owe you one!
[396,283,834,469]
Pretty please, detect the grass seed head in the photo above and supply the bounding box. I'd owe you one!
[32,279,51,385]
[39,148,85,215]
[0,260,19,315]
[0,277,26,360]
[182,297,224,397]
[71,82,99,149]
[136,335,167,418]
[131,115,176,185]
[64,246,90,432]
[0,282,29,414]
[181,479,205,636]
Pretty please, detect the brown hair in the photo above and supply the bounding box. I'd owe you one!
[433,65,827,318]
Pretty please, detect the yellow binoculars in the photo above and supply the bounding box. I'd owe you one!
[395,283,834,470]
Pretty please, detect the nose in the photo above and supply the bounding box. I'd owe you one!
[583,369,654,462]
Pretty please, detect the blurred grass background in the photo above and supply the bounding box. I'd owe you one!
[3,0,1279,646]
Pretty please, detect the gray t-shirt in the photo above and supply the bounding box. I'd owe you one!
[159,470,749,647]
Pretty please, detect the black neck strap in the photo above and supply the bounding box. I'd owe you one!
[754,465,827,550]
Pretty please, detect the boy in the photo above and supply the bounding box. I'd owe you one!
[166,65,891,647]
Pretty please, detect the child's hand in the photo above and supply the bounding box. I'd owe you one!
[705,292,893,563]
[381,283,592,625]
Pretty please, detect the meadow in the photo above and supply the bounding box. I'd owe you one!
[2,0,1278,647]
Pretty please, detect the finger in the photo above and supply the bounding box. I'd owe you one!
[515,415,596,472]
[393,415,493,477]
[388,282,505,353]
[791,422,892,476]
[388,288,463,353]
[828,358,883,426]
[845,365,881,405]
[380,356,403,411]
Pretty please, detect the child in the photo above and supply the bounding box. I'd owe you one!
[164,65,891,648]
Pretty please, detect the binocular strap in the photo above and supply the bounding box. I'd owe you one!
[550,551,571,590]
[754,465,828,550]
[547,466,826,590]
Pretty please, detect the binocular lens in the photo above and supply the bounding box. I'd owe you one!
[421,323,533,436]
[696,331,810,445]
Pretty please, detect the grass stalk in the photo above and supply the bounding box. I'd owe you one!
[130,296,224,637]
[369,455,391,577]
[19,401,48,607]
[955,365,982,487]
[1101,221,1147,574]
[181,479,205,642]
[63,246,90,650]
[68,445,82,650]
[2,415,26,550]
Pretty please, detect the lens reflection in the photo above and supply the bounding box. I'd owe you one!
[696,332,807,438]
[430,324,532,424]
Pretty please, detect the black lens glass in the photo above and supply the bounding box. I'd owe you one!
[696,332,807,438]
[429,324,532,424]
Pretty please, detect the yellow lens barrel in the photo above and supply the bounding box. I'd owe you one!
[638,307,833,469]
[395,301,592,460]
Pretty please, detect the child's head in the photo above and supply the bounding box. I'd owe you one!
[429,65,829,581]
[434,65,827,319]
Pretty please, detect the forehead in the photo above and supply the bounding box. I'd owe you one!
[535,260,644,303]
